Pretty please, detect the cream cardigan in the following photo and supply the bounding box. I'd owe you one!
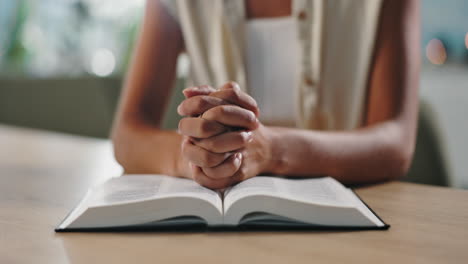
[161,0,383,130]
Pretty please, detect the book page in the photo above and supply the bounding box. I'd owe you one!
[88,175,222,210]
[224,176,352,211]
[58,175,224,229]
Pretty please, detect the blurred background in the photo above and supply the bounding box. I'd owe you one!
[0,0,467,188]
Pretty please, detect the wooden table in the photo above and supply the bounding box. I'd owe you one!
[1,124,467,264]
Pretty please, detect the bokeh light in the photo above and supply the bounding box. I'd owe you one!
[91,48,116,77]
[426,38,447,65]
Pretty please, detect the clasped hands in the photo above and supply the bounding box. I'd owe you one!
[177,82,274,189]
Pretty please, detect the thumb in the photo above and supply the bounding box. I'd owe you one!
[219,81,240,91]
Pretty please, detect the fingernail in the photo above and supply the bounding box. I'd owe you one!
[183,86,198,91]
[234,153,242,167]
[182,86,198,95]
[177,104,182,114]
[244,131,253,142]
[230,81,240,90]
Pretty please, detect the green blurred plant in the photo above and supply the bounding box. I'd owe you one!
[1,0,28,75]
[1,0,142,78]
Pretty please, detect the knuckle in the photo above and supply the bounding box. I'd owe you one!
[244,111,257,128]
[194,96,208,111]
[230,81,241,91]
[245,110,256,123]
[205,106,226,120]
[215,105,228,116]
[199,120,214,137]
[237,132,250,145]
[227,89,240,101]
[226,81,237,88]
[202,107,215,120]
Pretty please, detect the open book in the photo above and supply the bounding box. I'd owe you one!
[56,175,388,231]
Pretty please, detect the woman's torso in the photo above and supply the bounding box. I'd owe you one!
[161,0,383,130]
[245,0,298,127]
[245,16,299,127]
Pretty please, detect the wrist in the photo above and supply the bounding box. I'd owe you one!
[263,126,287,175]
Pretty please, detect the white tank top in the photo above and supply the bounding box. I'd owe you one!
[245,17,300,126]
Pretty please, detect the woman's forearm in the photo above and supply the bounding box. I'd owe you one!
[110,0,187,177]
[267,119,414,184]
[112,117,189,177]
